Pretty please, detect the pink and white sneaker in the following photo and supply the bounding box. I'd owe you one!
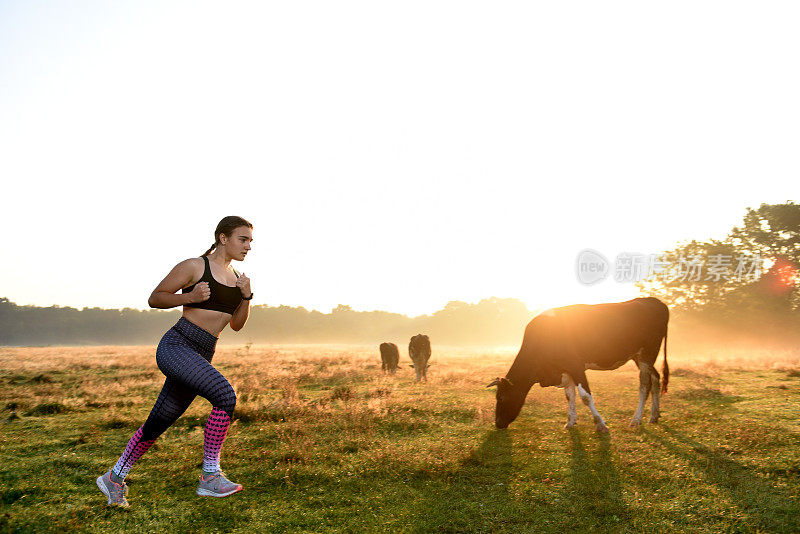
[196,470,243,497]
[96,469,130,507]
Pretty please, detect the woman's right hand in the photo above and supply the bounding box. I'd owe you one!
[186,281,211,303]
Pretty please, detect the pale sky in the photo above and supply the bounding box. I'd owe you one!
[0,1,797,317]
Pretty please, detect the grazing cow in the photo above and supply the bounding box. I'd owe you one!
[408,334,432,381]
[379,342,400,373]
[487,297,669,432]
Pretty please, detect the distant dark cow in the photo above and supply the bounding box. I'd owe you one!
[487,297,669,432]
[379,342,400,373]
[408,334,432,381]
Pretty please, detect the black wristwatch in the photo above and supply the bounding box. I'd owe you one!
[242,292,254,300]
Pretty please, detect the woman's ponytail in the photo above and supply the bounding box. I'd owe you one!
[202,242,217,256]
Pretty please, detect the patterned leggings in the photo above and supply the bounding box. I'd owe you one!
[111,317,237,479]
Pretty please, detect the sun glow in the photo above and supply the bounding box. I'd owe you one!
[0,2,797,316]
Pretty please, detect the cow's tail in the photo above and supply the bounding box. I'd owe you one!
[661,326,669,395]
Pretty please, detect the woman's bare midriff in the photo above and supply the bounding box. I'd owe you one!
[182,307,232,338]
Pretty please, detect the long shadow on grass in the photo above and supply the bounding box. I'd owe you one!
[402,429,514,533]
[236,429,516,532]
[648,423,799,532]
[557,429,630,528]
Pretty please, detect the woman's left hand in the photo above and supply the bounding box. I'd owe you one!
[236,273,252,297]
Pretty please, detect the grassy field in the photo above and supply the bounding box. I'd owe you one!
[1,343,799,533]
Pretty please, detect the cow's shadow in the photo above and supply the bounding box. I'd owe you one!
[404,425,631,532]
[560,428,630,525]
[402,428,514,533]
[644,423,798,532]
[462,427,514,476]
[456,428,514,495]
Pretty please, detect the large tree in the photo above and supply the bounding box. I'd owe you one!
[636,201,799,317]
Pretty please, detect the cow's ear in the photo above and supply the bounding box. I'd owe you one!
[500,377,514,387]
[486,377,501,388]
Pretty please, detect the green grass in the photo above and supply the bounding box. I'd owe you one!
[0,345,798,533]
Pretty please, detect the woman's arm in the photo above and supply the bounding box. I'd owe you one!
[230,273,252,331]
[148,259,209,309]
[230,299,250,331]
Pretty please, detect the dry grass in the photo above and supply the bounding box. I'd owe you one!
[1,344,799,532]
[1,343,797,420]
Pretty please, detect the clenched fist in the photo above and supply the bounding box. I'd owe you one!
[236,273,252,297]
[187,281,211,303]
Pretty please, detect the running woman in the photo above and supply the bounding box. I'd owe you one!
[96,216,254,507]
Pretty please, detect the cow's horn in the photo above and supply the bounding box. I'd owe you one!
[486,377,501,388]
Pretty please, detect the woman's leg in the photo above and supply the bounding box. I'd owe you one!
[203,407,232,474]
[106,318,236,484]
[110,377,198,482]
[155,339,237,474]
[162,347,242,495]
[168,356,236,474]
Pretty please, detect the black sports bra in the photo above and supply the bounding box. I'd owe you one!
[182,256,243,315]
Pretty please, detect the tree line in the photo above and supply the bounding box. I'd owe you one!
[0,297,534,347]
[2,202,796,347]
